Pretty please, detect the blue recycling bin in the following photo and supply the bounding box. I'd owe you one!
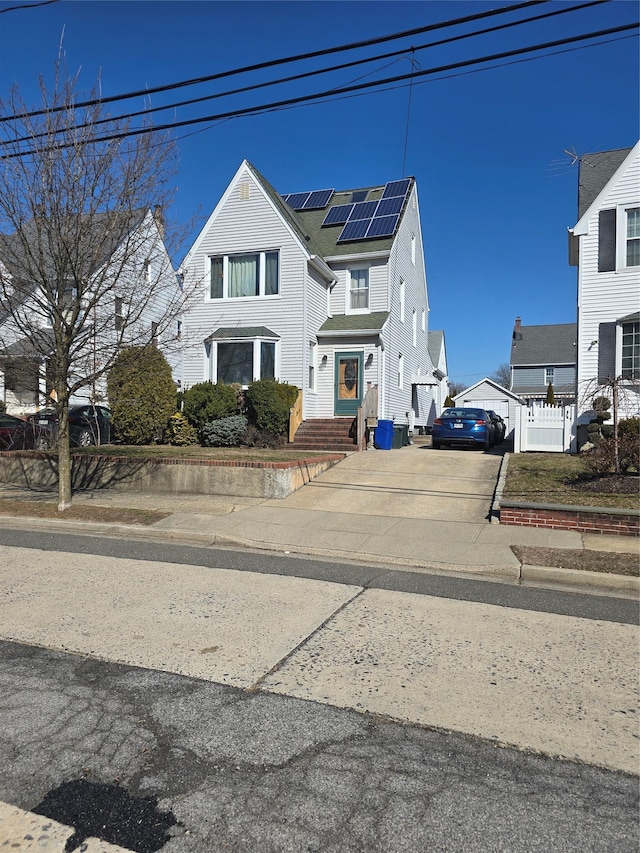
[374,419,394,450]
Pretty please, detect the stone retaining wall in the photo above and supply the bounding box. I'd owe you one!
[499,501,639,537]
[0,452,345,500]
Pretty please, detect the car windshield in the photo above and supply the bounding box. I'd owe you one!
[443,409,485,419]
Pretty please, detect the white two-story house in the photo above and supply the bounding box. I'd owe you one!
[569,142,640,421]
[0,208,181,414]
[180,161,436,446]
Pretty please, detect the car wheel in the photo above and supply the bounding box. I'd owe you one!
[432,440,442,450]
[77,428,93,447]
[483,437,491,451]
[34,435,51,451]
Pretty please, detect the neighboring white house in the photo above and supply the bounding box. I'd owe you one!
[427,329,449,424]
[180,160,438,435]
[0,208,181,414]
[453,377,524,440]
[509,316,577,405]
[568,141,640,422]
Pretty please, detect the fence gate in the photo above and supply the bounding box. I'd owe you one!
[514,404,576,453]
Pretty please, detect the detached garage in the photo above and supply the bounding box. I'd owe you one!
[453,378,523,441]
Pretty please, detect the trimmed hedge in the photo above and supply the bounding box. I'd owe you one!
[244,379,298,435]
[183,382,239,429]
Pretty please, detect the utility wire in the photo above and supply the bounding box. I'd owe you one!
[0,0,551,122]
[3,20,635,160]
[0,0,57,14]
[9,0,607,146]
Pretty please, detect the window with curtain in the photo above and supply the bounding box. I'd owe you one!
[215,338,278,385]
[349,268,369,311]
[209,251,279,299]
[260,341,275,379]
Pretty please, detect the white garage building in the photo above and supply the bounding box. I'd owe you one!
[453,378,524,441]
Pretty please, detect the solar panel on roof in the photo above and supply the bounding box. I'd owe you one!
[348,200,379,221]
[382,179,410,199]
[286,192,312,210]
[337,218,371,241]
[281,194,291,204]
[375,195,404,217]
[350,190,368,203]
[303,189,334,209]
[322,204,354,226]
[366,214,400,239]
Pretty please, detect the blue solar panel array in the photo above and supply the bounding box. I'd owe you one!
[319,178,411,243]
[281,189,334,211]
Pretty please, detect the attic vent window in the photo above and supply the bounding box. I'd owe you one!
[239,183,251,200]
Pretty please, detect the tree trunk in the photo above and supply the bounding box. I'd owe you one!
[56,389,72,512]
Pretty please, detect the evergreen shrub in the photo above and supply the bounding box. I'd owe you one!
[166,412,198,446]
[107,346,176,445]
[183,382,238,429]
[245,379,299,434]
[199,415,248,447]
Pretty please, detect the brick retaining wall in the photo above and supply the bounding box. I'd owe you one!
[500,501,639,537]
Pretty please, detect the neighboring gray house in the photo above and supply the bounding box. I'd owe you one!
[568,141,640,421]
[427,329,448,424]
[509,317,577,405]
[453,377,523,440]
[180,161,437,442]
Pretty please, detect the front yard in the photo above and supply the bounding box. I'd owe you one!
[502,452,639,511]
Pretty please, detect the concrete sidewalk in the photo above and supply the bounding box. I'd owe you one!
[0,442,637,595]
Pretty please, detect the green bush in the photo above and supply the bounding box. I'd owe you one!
[618,417,640,438]
[107,346,176,445]
[182,382,238,429]
[618,434,639,473]
[592,395,611,423]
[244,379,298,435]
[166,412,198,446]
[199,415,248,447]
[581,439,617,476]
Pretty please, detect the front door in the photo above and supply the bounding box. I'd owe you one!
[334,351,363,416]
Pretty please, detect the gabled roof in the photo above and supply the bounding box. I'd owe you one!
[282,178,415,259]
[427,330,444,364]
[577,147,634,218]
[510,323,577,366]
[454,377,523,402]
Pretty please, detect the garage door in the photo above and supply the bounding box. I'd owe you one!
[463,399,510,433]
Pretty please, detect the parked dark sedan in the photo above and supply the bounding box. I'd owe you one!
[431,408,494,450]
[0,412,53,450]
[486,410,506,443]
[26,404,112,447]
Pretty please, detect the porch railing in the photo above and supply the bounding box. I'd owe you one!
[288,389,303,442]
[356,382,379,451]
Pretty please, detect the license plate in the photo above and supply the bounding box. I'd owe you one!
[453,423,463,428]
[38,420,48,425]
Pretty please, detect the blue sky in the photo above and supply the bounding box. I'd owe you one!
[0,0,638,387]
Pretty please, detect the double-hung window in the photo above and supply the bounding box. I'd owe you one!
[621,321,639,379]
[625,208,639,267]
[348,267,369,312]
[208,333,278,386]
[545,367,554,386]
[209,251,279,300]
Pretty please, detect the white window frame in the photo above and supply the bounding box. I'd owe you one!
[618,319,640,380]
[398,353,404,390]
[346,265,370,314]
[205,336,279,386]
[411,234,416,265]
[421,309,426,332]
[308,340,317,392]
[412,310,417,347]
[207,250,280,301]
[399,279,405,323]
[616,205,640,270]
[545,367,554,386]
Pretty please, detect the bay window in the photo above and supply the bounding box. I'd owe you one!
[208,330,278,385]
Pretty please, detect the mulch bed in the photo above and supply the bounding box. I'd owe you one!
[565,474,639,496]
[511,545,639,577]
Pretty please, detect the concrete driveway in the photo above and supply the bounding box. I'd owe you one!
[267,441,503,523]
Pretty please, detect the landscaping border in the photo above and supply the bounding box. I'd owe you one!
[0,451,346,500]
[494,454,639,537]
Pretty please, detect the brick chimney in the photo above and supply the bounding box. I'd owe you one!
[513,316,522,342]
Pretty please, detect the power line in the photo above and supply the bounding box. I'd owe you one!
[0,0,551,123]
[9,0,607,146]
[0,0,57,14]
[3,20,635,160]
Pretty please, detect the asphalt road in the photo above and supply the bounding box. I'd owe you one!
[0,527,638,852]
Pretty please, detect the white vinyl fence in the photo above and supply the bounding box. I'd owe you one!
[514,404,576,453]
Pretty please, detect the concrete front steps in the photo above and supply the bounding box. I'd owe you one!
[291,418,358,452]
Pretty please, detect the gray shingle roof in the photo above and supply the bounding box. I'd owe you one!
[209,326,279,339]
[318,312,389,335]
[249,163,415,260]
[510,323,577,366]
[577,148,632,218]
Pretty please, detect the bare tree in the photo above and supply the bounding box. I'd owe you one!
[447,381,466,398]
[0,66,187,510]
[490,363,511,389]
[577,375,640,473]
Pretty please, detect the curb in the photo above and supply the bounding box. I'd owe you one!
[0,513,637,596]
